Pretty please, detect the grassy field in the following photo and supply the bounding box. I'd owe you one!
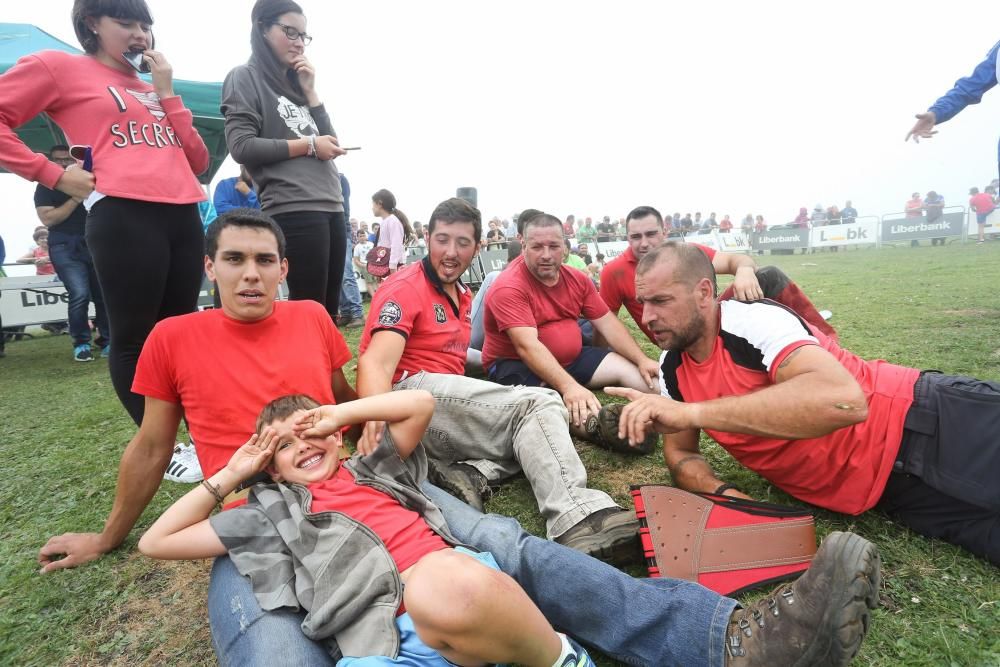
[1,242,999,666]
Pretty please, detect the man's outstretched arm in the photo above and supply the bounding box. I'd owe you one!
[712,251,763,301]
[607,345,867,443]
[38,397,182,573]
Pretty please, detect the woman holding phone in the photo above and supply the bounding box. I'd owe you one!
[0,0,209,429]
[372,189,415,275]
[222,0,347,319]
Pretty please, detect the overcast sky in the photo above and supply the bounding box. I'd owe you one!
[1,1,997,269]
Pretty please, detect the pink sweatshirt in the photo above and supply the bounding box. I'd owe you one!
[0,50,207,204]
[377,214,406,269]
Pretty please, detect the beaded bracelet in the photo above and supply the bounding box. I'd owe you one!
[201,479,224,504]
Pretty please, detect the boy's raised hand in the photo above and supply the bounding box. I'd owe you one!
[225,428,278,480]
[293,406,341,439]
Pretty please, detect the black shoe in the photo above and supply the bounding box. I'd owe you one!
[725,531,880,666]
[427,460,489,512]
[573,404,658,455]
[555,507,640,565]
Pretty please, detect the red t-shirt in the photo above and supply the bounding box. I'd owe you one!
[309,466,449,574]
[0,51,207,203]
[658,300,919,515]
[360,258,472,383]
[600,244,718,343]
[969,192,996,215]
[482,256,609,370]
[133,301,352,479]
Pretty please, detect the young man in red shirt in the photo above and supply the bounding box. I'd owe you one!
[358,199,639,564]
[610,242,1000,565]
[600,206,837,343]
[969,186,997,244]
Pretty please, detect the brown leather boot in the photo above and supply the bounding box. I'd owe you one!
[725,531,880,666]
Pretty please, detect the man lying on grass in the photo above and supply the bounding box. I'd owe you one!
[38,208,881,666]
[609,241,1000,565]
[139,391,597,667]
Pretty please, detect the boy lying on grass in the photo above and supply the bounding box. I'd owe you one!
[139,390,595,667]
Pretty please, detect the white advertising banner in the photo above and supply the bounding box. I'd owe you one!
[714,232,752,253]
[810,220,879,248]
[0,275,94,327]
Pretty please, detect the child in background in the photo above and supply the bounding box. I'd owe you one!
[17,227,55,276]
[140,390,595,667]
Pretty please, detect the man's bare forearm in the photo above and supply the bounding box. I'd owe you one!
[510,336,578,393]
[689,371,868,439]
[666,452,726,493]
[99,437,174,550]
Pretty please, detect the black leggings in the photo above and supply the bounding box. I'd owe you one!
[269,210,346,320]
[86,197,204,425]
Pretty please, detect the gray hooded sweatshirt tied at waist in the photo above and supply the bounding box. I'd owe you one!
[221,62,343,216]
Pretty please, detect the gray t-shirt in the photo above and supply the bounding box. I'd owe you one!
[222,63,343,216]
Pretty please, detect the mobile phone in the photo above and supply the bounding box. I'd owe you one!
[69,145,93,172]
[122,50,151,74]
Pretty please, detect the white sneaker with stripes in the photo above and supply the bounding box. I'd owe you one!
[163,442,204,483]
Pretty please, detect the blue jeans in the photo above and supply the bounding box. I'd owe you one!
[48,235,109,347]
[340,221,364,319]
[207,484,736,667]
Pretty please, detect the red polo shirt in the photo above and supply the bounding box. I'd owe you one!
[600,244,717,343]
[360,258,472,383]
[482,256,609,370]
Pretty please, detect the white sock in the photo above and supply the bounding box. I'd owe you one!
[550,633,574,667]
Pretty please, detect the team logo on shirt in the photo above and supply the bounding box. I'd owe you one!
[276,95,318,138]
[433,303,447,324]
[378,301,403,326]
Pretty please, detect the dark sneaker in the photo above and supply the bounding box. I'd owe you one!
[343,316,365,329]
[555,507,640,565]
[725,531,881,667]
[573,404,657,455]
[559,634,597,667]
[427,460,489,512]
[73,344,94,362]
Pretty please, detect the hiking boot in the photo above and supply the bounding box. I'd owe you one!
[555,507,640,565]
[427,460,489,512]
[725,531,880,667]
[73,344,94,362]
[571,404,658,455]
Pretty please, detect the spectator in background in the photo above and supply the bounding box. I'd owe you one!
[719,214,733,233]
[485,219,506,249]
[792,207,810,227]
[704,212,719,230]
[755,214,768,232]
[337,173,364,328]
[503,217,518,239]
[563,239,589,272]
[811,204,828,226]
[906,192,924,247]
[575,242,593,266]
[969,186,997,244]
[596,216,613,242]
[680,213,693,233]
[906,40,999,181]
[372,188,414,275]
[693,212,703,229]
[18,227,55,276]
[213,165,260,214]
[740,214,754,234]
[924,190,946,246]
[842,200,858,224]
[352,229,376,295]
[827,205,842,225]
[576,217,597,244]
[35,145,110,362]
[562,214,575,238]
[613,217,627,240]
[368,221,380,243]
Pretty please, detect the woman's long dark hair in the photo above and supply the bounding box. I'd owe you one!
[249,0,308,107]
[72,0,154,54]
[372,189,415,244]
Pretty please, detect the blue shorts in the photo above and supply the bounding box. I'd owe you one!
[337,549,500,667]
[489,345,611,388]
[976,210,994,225]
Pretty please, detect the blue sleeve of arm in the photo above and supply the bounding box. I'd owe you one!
[928,41,999,124]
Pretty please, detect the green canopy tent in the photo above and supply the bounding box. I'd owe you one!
[0,22,228,184]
